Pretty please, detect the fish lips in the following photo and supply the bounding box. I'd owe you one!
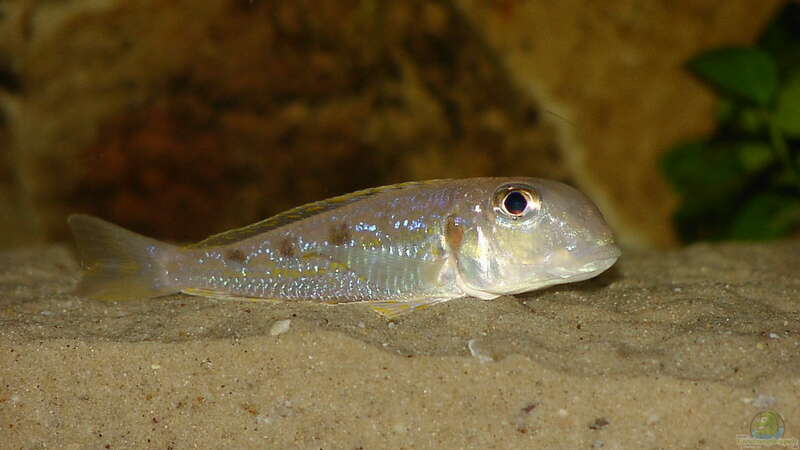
[492,246,621,295]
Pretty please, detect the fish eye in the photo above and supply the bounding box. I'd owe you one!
[493,184,541,220]
[504,191,528,215]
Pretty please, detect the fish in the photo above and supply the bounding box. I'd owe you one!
[68,178,620,318]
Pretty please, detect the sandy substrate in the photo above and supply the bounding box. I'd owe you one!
[1,242,799,449]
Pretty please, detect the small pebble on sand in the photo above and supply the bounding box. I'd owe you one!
[468,339,494,363]
[270,319,291,336]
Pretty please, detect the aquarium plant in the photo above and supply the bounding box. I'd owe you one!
[661,2,800,242]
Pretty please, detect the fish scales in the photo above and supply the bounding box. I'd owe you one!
[68,178,620,317]
[180,181,460,303]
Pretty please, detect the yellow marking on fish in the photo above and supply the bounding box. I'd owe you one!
[329,261,349,271]
[181,288,282,303]
[271,268,303,278]
[221,269,244,278]
[367,297,451,318]
[360,237,383,248]
[368,301,409,318]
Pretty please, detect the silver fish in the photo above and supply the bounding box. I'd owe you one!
[69,178,620,318]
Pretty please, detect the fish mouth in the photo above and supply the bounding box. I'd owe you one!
[483,244,621,296]
[496,253,620,295]
[577,242,621,264]
[545,245,621,279]
[579,242,621,268]
[577,252,620,273]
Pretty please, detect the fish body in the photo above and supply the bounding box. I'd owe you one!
[69,178,620,317]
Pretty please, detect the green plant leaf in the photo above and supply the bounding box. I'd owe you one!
[716,98,736,124]
[660,140,744,195]
[774,73,800,137]
[738,107,768,134]
[775,166,800,189]
[737,141,775,172]
[660,141,709,193]
[662,140,757,242]
[758,2,800,77]
[729,192,800,239]
[687,47,778,106]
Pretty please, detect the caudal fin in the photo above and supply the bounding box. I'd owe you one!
[68,214,181,301]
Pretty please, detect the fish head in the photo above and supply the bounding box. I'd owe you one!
[453,178,620,297]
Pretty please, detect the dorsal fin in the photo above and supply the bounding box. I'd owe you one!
[188,180,444,248]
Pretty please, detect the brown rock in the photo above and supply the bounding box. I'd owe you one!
[0,0,561,243]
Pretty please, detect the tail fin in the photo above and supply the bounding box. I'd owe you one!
[68,214,181,301]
